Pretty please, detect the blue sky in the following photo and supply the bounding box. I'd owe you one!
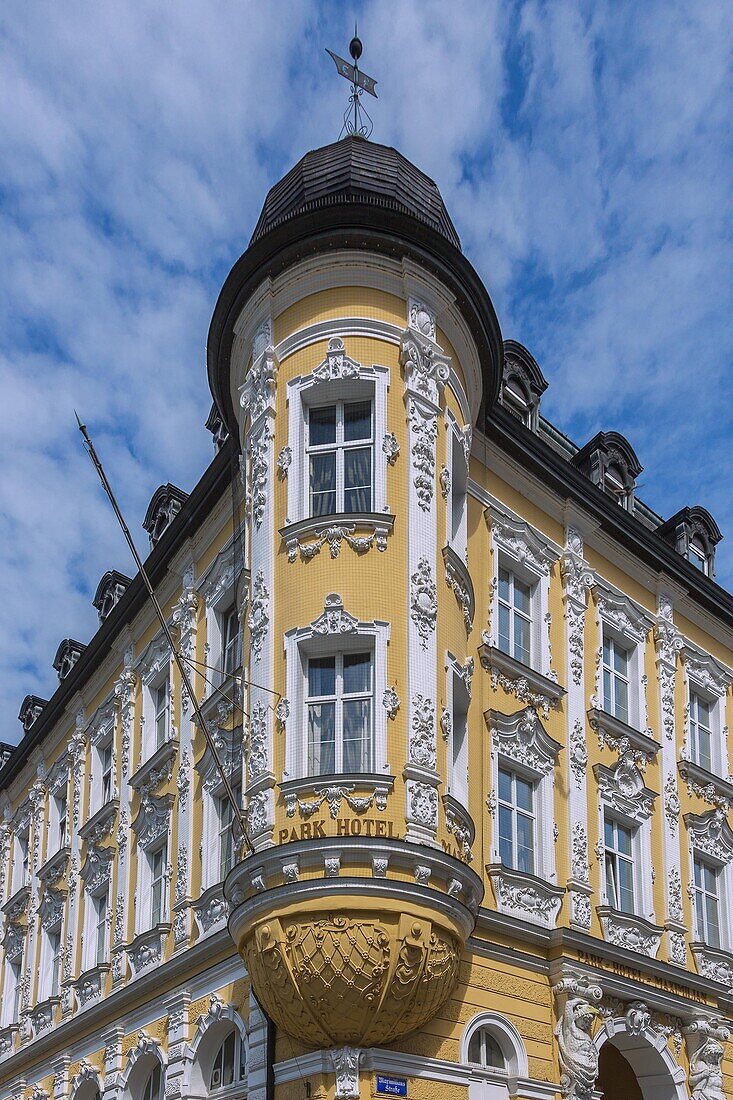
[1,1,731,742]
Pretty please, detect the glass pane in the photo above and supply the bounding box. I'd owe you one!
[603,635,611,666]
[343,652,371,694]
[309,405,336,445]
[603,668,612,712]
[618,858,634,912]
[695,890,705,937]
[703,863,717,894]
[468,1031,482,1064]
[614,676,629,723]
[498,568,510,603]
[344,447,372,513]
[514,613,531,665]
[308,656,336,698]
[694,859,703,888]
[604,819,614,848]
[344,400,371,441]
[498,805,513,867]
[222,1031,235,1087]
[310,453,337,516]
[484,1033,505,1069]
[498,768,512,803]
[605,857,617,907]
[514,577,531,616]
[343,700,371,771]
[697,727,712,771]
[616,823,632,856]
[498,604,511,655]
[308,702,335,774]
[516,814,534,874]
[706,896,720,948]
[515,776,533,812]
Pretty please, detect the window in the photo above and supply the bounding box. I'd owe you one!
[693,857,720,948]
[93,892,108,965]
[497,767,535,875]
[503,377,531,426]
[468,1027,506,1069]
[604,463,628,507]
[1,960,22,1025]
[448,426,468,560]
[497,568,532,666]
[154,678,170,749]
[13,831,30,893]
[142,1064,163,1100]
[101,742,114,805]
[210,1029,247,1091]
[450,672,469,806]
[602,635,630,723]
[689,692,713,771]
[307,652,372,775]
[221,604,241,679]
[308,400,372,516]
[604,818,635,913]
[217,784,241,881]
[49,930,61,997]
[689,536,708,574]
[55,792,67,850]
[150,845,167,926]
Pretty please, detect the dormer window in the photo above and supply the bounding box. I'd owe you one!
[53,639,86,682]
[92,570,132,622]
[500,341,548,432]
[18,694,48,736]
[658,506,722,579]
[572,431,642,514]
[205,402,229,453]
[142,483,189,549]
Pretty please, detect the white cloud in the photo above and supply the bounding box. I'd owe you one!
[0,0,731,741]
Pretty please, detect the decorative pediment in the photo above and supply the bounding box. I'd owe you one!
[196,725,242,794]
[37,889,64,931]
[80,845,115,895]
[71,1061,102,1095]
[46,755,70,797]
[312,336,362,382]
[137,634,171,686]
[500,339,548,429]
[192,882,229,936]
[205,402,229,452]
[92,569,132,623]
[132,792,173,851]
[486,707,562,777]
[126,925,170,977]
[198,540,239,607]
[480,645,565,720]
[678,761,733,811]
[37,846,70,887]
[682,643,732,697]
[87,701,116,747]
[658,505,722,577]
[129,740,178,793]
[52,639,86,682]
[310,593,359,636]
[685,809,733,862]
[594,754,656,821]
[3,884,31,923]
[142,483,188,548]
[596,906,663,958]
[486,502,559,577]
[18,695,47,735]
[3,923,25,963]
[572,430,643,506]
[594,583,653,645]
[79,799,119,845]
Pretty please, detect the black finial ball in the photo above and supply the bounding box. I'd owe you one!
[349,35,363,62]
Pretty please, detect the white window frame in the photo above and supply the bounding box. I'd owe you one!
[305,650,374,776]
[486,500,558,679]
[208,1026,248,1095]
[1,959,22,1026]
[198,728,243,891]
[39,924,63,1001]
[138,636,175,764]
[593,583,652,734]
[487,709,560,884]
[148,842,168,929]
[686,811,733,955]
[86,705,116,817]
[46,759,70,857]
[602,633,632,725]
[82,882,109,971]
[496,764,536,876]
[285,358,390,526]
[461,1011,529,1088]
[198,539,246,692]
[596,796,653,919]
[603,815,637,914]
[445,655,470,807]
[132,795,172,936]
[682,643,731,778]
[306,396,375,517]
[444,411,469,563]
[12,827,30,896]
[283,595,390,782]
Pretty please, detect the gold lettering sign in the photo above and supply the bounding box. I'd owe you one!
[576,950,708,1004]
[278,817,399,844]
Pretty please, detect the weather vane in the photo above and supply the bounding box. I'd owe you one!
[326,24,378,139]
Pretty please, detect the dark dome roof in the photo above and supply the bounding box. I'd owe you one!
[250,135,461,250]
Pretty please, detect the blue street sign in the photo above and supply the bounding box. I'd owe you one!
[376,1076,408,1097]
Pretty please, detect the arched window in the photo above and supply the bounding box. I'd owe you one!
[142,1064,163,1100]
[210,1028,247,1093]
[468,1027,506,1069]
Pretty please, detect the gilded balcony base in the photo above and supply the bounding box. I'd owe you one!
[225,836,481,1048]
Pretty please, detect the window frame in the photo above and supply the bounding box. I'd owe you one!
[497,566,533,668]
[137,635,175,764]
[603,816,636,914]
[497,765,536,876]
[283,596,390,783]
[285,360,390,527]
[683,646,730,778]
[209,1027,248,1094]
[593,585,651,734]
[306,397,374,517]
[602,633,632,725]
[306,650,374,776]
[444,411,470,563]
[692,854,722,949]
[445,656,470,807]
[149,842,168,929]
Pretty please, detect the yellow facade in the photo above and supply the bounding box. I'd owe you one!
[1,136,732,1100]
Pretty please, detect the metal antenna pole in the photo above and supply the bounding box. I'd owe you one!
[75,413,251,853]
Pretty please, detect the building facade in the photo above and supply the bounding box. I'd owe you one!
[1,135,732,1100]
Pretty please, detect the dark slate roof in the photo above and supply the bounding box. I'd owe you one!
[250,135,461,250]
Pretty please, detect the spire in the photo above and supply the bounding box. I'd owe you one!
[326,26,378,139]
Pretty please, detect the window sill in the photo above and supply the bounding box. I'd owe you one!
[37,845,71,886]
[690,942,733,989]
[79,799,119,845]
[74,962,110,1009]
[126,923,171,978]
[2,884,31,922]
[0,1025,18,1060]
[479,644,565,719]
[129,738,179,792]
[588,708,660,760]
[280,513,394,563]
[442,545,474,628]
[678,759,733,805]
[192,882,229,937]
[279,773,394,819]
[29,995,60,1034]
[486,864,564,929]
[596,905,663,958]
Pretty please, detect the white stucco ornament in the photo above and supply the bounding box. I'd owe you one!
[555,998,600,1099]
[690,1038,726,1100]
